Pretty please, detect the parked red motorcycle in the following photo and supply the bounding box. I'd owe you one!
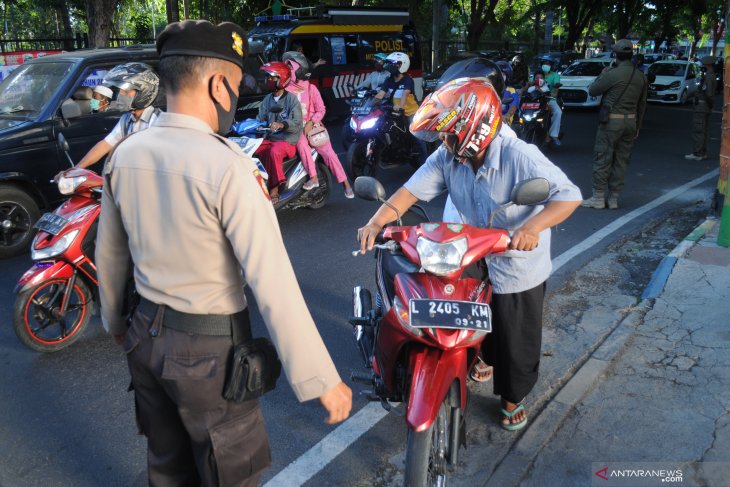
[350,176,549,485]
[13,134,101,352]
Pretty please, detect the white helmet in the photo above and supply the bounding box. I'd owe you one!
[385,52,410,74]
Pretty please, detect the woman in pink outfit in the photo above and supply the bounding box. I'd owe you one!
[283,53,354,198]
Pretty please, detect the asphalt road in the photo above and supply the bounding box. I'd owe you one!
[0,98,721,487]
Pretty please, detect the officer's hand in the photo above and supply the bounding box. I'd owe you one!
[357,222,383,254]
[634,129,640,140]
[113,333,126,346]
[320,381,352,425]
[510,225,540,251]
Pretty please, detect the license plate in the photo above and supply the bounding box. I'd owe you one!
[409,299,492,332]
[353,107,371,115]
[648,90,657,97]
[33,212,68,236]
[521,102,540,110]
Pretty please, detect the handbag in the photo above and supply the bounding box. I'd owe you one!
[598,66,636,124]
[306,123,330,148]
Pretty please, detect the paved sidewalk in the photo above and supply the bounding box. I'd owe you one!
[493,219,730,486]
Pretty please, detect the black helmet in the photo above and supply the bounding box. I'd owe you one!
[511,54,524,65]
[437,57,504,96]
[103,62,159,110]
[282,51,311,80]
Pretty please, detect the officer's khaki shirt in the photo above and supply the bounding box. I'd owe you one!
[695,70,717,112]
[96,112,341,402]
[589,60,648,128]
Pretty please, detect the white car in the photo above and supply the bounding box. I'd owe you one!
[558,58,612,107]
[647,60,700,104]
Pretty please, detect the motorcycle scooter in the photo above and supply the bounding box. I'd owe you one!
[229,116,332,211]
[13,134,102,352]
[349,176,550,486]
[517,82,564,149]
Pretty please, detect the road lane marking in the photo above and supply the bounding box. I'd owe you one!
[552,169,718,272]
[269,168,718,486]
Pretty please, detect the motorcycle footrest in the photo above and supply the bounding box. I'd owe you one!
[348,316,371,327]
[350,370,374,384]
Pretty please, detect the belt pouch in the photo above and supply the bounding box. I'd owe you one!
[224,338,282,402]
[598,104,610,124]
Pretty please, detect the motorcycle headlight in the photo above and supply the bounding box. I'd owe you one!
[360,117,378,130]
[31,229,79,260]
[58,175,87,195]
[416,236,468,276]
[349,117,357,130]
[523,113,534,121]
[668,80,681,90]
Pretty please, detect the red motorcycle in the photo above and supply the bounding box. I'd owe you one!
[350,176,549,485]
[13,134,102,352]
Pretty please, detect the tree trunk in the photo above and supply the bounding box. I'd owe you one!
[166,0,180,23]
[85,0,119,48]
[183,0,190,19]
[55,0,74,50]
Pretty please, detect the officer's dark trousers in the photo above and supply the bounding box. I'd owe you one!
[123,306,271,487]
[481,282,546,405]
[692,108,711,156]
[591,117,637,193]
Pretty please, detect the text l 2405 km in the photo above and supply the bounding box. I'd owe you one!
[409,299,492,332]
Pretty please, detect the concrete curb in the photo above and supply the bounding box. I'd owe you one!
[483,217,717,487]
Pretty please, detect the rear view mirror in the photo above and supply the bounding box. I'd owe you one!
[510,178,550,206]
[60,98,81,120]
[354,176,386,202]
[57,133,70,153]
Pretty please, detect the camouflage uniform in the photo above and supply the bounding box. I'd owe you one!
[583,39,647,209]
[685,56,717,160]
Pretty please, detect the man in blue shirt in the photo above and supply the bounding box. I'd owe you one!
[357,78,581,430]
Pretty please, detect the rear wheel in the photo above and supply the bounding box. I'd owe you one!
[404,398,451,487]
[0,186,40,259]
[13,278,92,352]
[345,141,377,181]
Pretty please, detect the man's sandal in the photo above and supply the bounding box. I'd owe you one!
[500,404,528,431]
[469,357,493,382]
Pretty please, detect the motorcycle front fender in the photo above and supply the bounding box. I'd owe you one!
[406,346,468,433]
[14,261,74,294]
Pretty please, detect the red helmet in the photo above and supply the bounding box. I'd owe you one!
[260,61,291,89]
[410,77,502,160]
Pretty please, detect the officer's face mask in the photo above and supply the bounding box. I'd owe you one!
[541,64,551,74]
[115,93,135,111]
[209,76,238,136]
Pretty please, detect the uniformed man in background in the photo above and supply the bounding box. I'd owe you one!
[685,55,717,161]
[96,20,352,486]
[582,39,647,209]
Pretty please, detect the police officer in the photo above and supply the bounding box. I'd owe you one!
[96,20,352,486]
[582,39,647,209]
[685,56,717,161]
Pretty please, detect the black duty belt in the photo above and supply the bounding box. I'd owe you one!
[137,297,252,341]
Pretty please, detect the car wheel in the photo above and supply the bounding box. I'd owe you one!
[679,89,688,105]
[0,186,41,259]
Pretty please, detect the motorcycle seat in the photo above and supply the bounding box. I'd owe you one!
[282,156,300,174]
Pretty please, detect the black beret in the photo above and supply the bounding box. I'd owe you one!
[156,20,247,68]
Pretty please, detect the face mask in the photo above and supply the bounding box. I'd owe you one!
[265,78,279,92]
[210,76,238,136]
[375,63,383,72]
[541,64,551,74]
[90,99,101,111]
[115,94,134,111]
[386,64,400,76]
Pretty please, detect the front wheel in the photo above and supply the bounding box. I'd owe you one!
[13,278,92,352]
[0,186,41,259]
[679,89,688,105]
[345,141,377,181]
[404,399,451,487]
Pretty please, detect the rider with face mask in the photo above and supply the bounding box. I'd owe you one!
[357,77,581,431]
[355,52,390,91]
[74,63,161,170]
[537,57,563,146]
[254,61,304,204]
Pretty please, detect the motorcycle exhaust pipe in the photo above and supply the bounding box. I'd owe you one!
[352,286,375,367]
